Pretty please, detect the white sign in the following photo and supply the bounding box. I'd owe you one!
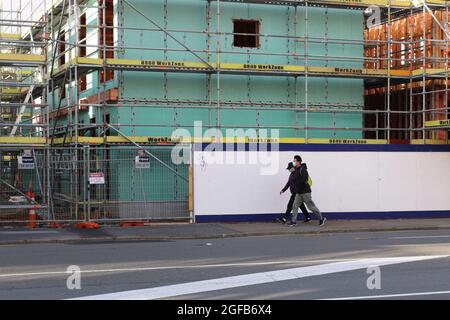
[18,156,35,170]
[135,155,150,169]
[89,173,105,185]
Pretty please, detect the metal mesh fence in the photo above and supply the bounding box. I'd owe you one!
[51,145,190,222]
[0,145,191,225]
[0,148,47,224]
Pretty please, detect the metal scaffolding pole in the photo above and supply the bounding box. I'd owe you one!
[305,1,309,142]
[387,2,391,141]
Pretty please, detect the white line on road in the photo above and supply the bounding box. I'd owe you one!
[0,231,59,235]
[389,235,450,240]
[70,255,447,300]
[0,258,356,278]
[322,290,450,300]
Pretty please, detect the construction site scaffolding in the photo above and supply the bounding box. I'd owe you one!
[1,0,450,225]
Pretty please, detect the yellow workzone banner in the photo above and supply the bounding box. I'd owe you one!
[107,59,210,70]
[412,68,449,76]
[308,138,388,144]
[86,58,441,79]
[0,137,46,145]
[411,139,450,145]
[0,136,410,145]
[425,119,450,127]
[225,63,304,72]
[107,59,305,73]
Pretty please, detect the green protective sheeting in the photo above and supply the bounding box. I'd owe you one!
[119,0,364,139]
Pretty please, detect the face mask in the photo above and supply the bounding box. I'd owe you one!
[292,161,297,166]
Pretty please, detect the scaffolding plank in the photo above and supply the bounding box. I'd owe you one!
[4,135,446,145]
[50,57,449,80]
[0,137,46,144]
[0,33,21,40]
[411,139,450,145]
[0,69,33,77]
[0,53,46,64]
[1,112,32,119]
[0,88,26,95]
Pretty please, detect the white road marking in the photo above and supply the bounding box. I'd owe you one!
[0,231,59,235]
[322,290,450,300]
[0,258,355,278]
[389,235,450,240]
[70,255,446,300]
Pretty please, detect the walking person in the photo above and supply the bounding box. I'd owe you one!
[288,155,326,227]
[277,162,311,224]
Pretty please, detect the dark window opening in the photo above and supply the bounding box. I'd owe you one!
[60,85,66,99]
[79,13,87,91]
[99,0,114,83]
[58,32,65,66]
[233,19,260,48]
[90,116,97,137]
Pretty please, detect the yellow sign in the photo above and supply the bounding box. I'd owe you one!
[425,119,450,127]
[242,64,285,71]
[334,67,363,75]
[141,60,187,68]
[309,138,388,145]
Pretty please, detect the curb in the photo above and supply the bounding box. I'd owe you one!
[1,225,450,246]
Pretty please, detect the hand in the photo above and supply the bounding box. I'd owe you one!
[279,191,283,195]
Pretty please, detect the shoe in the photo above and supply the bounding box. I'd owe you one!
[276,217,287,224]
[303,215,311,223]
[287,222,297,227]
[319,217,327,226]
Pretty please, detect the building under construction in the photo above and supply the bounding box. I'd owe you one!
[1,0,449,225]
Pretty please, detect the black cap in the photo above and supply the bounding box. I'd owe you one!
[286,162,294,170]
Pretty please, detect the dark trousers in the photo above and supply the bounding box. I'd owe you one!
[283,193,309,220]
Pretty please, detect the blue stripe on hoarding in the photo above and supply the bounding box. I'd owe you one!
[195,211,450,223]
[193,143,450,152]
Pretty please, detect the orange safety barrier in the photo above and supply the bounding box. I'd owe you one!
[74,222,100,229]
[120,221,145,227]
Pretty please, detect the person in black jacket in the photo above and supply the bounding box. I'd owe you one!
[277,162,311,224]
[288,155,326,227]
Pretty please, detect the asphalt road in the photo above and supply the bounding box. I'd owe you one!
[1,229,450,300]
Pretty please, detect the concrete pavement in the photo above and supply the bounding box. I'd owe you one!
[2,218,450,245]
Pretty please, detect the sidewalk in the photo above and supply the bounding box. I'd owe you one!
[2,218,450,245]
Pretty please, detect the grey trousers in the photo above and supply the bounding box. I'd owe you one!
[292,193,322,223]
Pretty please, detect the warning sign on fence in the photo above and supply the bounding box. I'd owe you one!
[89,173,105,185]
[135,155,150,169]
[18,156,35,170]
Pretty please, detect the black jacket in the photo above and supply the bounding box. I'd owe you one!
[292,163,311,194]
[282,171,296,194]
